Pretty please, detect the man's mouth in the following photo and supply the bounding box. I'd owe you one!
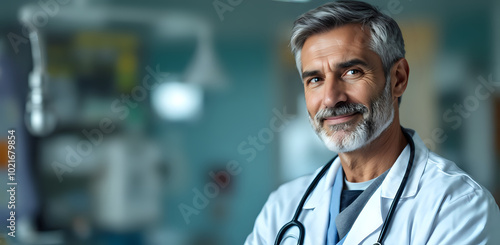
[323,112,359,126]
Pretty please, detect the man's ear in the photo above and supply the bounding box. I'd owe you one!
[391,58,410,100]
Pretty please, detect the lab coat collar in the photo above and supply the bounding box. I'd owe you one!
[345,129,429,245]
[380,128,428,199]
[302,128,428,207]
[303,156,342,209]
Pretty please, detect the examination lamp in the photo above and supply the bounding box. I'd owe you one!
[151,81,203,121]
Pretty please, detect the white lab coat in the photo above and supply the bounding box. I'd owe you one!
[245,130,500,244]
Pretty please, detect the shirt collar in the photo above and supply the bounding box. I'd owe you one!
[303,128,429,208]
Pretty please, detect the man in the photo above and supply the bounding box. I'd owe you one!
[245,1,500,244]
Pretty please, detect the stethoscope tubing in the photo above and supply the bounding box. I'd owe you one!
[375,130,415,244]
[274,128,415,245]
[274,157,336,245]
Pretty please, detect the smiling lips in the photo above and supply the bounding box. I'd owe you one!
[323,112,359,125]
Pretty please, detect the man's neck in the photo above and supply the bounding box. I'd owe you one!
[339,120,408,183]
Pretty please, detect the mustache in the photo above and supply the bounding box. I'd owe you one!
[314,102,368,123]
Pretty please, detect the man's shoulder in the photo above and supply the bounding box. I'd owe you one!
[270,172,317,205]
[249,170,320,239]
[420,151,489,201]
[399,149,500,244]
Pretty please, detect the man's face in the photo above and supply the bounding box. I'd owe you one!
[301,24,395,153]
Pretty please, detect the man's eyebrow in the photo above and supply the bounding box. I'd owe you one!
[336,59,369,69]
[301,70,322,80]
[301,59,369,79]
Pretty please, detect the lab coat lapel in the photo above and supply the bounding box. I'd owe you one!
[301,157,341,245]
[343,187,383,244]
[344,130,428,244]
[381,130,428,199]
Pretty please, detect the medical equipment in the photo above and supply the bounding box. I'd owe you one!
[274,128,415,245]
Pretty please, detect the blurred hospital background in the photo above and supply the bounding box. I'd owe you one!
[0,0,499,244]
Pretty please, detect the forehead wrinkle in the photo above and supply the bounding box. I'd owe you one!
[301,24,376,73]
[305,53,371,76]
[303,43,346,73]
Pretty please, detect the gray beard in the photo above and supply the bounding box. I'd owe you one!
[310,79,394,153]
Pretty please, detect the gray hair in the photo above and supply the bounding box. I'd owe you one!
[290,0,405,80]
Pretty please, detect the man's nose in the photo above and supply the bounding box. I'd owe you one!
[322,75,347,108]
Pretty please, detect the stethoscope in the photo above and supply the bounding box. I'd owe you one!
[274,129,416,245]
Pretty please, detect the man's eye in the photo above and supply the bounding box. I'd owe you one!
[346,69,361,75]
[309,77,320,83]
